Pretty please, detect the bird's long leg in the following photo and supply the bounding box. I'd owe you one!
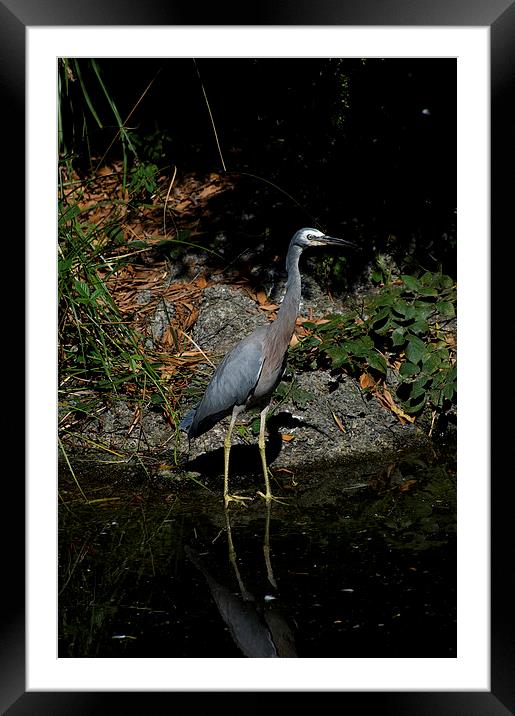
[224,405,252,508]
[256,405,290,505]
[256,404,274,502]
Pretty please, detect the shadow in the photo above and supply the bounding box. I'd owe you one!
[100,57,455,282]
[183,411,307,478]
[184,505,297,658]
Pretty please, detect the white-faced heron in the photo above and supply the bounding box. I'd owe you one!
[180,227,355,507]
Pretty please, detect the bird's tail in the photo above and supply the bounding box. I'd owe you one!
[179,407,197,434]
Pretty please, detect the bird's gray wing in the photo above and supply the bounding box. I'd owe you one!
[186,326,268,438]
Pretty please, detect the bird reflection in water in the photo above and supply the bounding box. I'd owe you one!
[185,504,297,657]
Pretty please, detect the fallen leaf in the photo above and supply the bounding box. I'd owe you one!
[281,433,295,442]
[198,184,219,199]
[359,373,376,390]
[398,479,417,492]
[374,387,416,424]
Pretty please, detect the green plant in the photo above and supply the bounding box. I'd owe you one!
[247,376,314,435]
[370,251,395,285]
[128,162,159,199]
[129,126,173,164]
[58,58,138,185]
[290,270,456,420]
[57,186,179,451]
[315,254,351,292]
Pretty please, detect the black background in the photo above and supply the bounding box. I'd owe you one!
[62,56,457,280]
[2,0,510,713]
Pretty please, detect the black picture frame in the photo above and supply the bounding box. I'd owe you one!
[3,0,508,713]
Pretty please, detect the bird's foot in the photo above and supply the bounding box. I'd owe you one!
[256,491,290,506]
[224,493,253,509]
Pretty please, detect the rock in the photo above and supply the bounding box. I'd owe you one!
[178,283,433,486]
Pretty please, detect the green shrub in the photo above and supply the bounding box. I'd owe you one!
[291,270,456,418]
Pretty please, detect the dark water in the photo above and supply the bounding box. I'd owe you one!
[58,453,456,658]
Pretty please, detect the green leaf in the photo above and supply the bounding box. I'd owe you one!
[436,301,455,317]
[250,418,261,435]
[59,203,81,226]
[91,59,137,156]
[409,318,430,335]
[344,335,374,357]
[404,305,420,321]
[401,274,421,293]
[274,383,289,399]
[392,301,411,318]
[74,280,91,299]
[440,274,454,289]
[366,290,399,310]
[301,335,322,349]
[325,346,349,368]
[105,222,125,244]
[291,387,314,408]
[421,351,443,375]
[417,285,438,297]
[391,327,406,346]
[410,377,429,400]
[73,59,104,129]
[413,301,434,318]
[58,256,74,274]
[405,335,427,364]
[443,379,456,401]
[371,307,391,324]
[404,390,427,412]
[129,162,158,194]
[372,316,392,336]
[399,361,420,377]
[420,271,438,287]
[316,317,345,333]
[366,351,387,374]
[428,386,445,409]
[302,321,318,331]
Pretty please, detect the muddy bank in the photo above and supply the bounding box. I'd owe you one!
[59,275,456,504]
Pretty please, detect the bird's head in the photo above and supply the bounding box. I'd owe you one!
[291,227,356,251]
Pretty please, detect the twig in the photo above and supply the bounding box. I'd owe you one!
[179,328,215,367]
[193,59,227,172]
[163,165,178,239]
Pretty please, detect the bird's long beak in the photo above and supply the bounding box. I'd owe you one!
[312,235,358,249]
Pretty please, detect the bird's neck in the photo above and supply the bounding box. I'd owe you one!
[272,245,302,337]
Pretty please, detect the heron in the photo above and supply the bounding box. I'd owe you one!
[180,228,355,508]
